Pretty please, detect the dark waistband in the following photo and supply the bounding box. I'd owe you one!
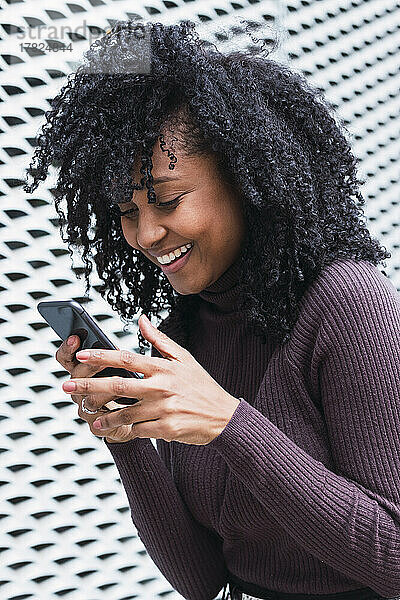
[227,572,386,600]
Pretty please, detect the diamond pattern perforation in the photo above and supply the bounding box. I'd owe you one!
[1,1,399,599]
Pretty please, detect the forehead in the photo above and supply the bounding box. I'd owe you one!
[131,141,201,181]
[114,155,195,208]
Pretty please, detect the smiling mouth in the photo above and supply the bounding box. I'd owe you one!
[158,244,194,272]
[153,243,194,264]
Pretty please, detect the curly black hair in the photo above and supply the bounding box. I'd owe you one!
[24,19,391,355]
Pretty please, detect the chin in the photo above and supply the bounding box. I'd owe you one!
[170,281,202,296]
[170,285,194,296]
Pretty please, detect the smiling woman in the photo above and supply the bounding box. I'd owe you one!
[22,19,390,357]
[112,131,246,297]
[24,19,400,600]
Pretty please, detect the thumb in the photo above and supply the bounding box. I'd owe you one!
[139,314,184,361]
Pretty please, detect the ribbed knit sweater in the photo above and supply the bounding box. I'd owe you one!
[104,256,400,600]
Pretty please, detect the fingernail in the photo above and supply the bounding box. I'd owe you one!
[67,336,76,346]
[143,314,153,326]
[63,381,76,391]
[93,420,102,429]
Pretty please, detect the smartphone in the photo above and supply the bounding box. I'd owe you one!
[37,300,142,406]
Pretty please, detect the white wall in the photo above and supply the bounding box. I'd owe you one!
[1,1,399,598]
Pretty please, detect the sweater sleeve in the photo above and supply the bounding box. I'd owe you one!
[102,344,228,600]
[206,260,400,598]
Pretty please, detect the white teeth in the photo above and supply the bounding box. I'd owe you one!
[157,243,193,265]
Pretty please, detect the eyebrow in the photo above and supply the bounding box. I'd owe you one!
[115,175,181,206]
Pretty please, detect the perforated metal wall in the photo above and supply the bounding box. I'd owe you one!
[1,1,399,599]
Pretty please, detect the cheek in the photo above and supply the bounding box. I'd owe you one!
[177,210,205,240]
[204,213,229,242]
[120,220,138,247]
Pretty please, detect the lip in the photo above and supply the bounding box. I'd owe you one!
[159,245,193,274]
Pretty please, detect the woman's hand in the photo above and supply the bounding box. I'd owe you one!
[55,336,138,443]
[61,314,240,446]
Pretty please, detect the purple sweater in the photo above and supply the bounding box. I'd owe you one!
[104,257,400,600]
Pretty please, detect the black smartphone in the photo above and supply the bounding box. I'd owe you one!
[37,300,142,406]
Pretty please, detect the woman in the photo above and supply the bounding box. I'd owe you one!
[24,20,400,600]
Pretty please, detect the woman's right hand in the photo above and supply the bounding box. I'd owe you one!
[55,336,137,443]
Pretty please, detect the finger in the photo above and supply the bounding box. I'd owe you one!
[63,375,147,405]
[138,314,189,361]
[56,336,113,381]
[126,419,165,439]
[55,335,82,371]
[96,417,163,440]
[70,350,114,381]
[71,361,106,379]
[77,404,114,437]
[71,393,121,419]
[94,400,162,433]
[70,391,115,407]
[77,395,126,424]
[75,347,166,378]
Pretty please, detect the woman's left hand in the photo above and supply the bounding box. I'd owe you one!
[62,314,240,445]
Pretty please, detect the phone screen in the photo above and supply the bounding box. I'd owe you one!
[37,300,142,406]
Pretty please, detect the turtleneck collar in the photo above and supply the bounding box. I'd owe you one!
[197,251,243,314]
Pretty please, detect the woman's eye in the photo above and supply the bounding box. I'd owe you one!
[118,208,137,217]
[119,195,183,218]
[119,207,138,217]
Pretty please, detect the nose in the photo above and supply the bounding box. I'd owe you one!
[133,211,169,253]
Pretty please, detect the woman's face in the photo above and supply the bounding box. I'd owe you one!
[118,136,246,295]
